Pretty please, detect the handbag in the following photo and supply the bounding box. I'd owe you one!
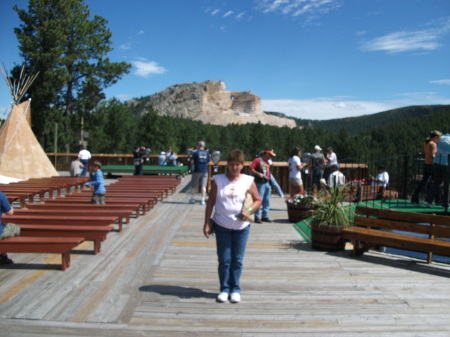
[241,191,255,222]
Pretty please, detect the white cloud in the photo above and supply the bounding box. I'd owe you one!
[119,43,132,50]
[361,30,440,54]
[236,12,245,20]
[211,9,220,16]
[361,17,450,54]
[114,94,133,101]
[132,60,167,78]
[257,0,340,19]
[262,92,450,120]
[430,79,450,85]
[223,10,234,18]
[262,98,394,120]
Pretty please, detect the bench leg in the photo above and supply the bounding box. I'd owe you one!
[61,252,71,271]
[349,240,372,257]
[94,239,101,254]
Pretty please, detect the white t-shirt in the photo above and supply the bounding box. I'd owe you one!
[327,152,337,167]
[328,171,346,187]
[288,156,301,179]
[371,171,389,188]
[212,174,254,230]
[78,149,91,160]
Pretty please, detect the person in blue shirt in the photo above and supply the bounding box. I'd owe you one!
[158,151,167,166]
[0,192,20,265]
[85,161,107,204]
[189,141,211,205]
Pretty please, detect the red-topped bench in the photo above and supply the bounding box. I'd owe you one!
[0,236,84,271]
[18,224,113,254]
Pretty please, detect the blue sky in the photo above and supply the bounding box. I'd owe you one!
[1,0,449,121]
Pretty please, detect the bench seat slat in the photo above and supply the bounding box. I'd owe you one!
[343,227,450,257]
[353,217,450,237]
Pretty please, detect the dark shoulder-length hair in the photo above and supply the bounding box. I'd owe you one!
[291,147,301,157]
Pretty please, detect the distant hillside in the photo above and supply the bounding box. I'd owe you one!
[287,105,450,134]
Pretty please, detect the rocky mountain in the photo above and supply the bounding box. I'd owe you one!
[127,80,297,128]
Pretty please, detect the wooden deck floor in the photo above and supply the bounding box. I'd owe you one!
[1,177,450,336]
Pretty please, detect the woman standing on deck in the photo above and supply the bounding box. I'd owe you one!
[203,149,262,303]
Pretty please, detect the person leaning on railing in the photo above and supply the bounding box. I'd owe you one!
[425,132,450,208]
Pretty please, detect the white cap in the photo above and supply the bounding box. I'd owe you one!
[160,151,165,155]
[314,145,322,151]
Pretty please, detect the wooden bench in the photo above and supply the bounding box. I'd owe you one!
[0,237,84,271]
[106,185,172,198]
[342,206,450,263]
[18,224,113,254]
[15,208,131,227]
[80,190,164,201]
[102,165,189,177]
[3,214,121,231]
[58,195,155,213]
[44,198,149,215]
[28,202,142,218]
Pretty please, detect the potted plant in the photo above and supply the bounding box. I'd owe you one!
[310,185,352,251]
[286,194,316,222]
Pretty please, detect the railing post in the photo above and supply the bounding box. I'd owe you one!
[401,153,408,200]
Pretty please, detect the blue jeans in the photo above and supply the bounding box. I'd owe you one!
[215,223,250,294]
[255,181,271,219]
[80,159,88,176]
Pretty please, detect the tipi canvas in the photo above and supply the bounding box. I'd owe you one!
[0,100,58,181]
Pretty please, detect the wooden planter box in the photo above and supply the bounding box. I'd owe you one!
[311,222,346,251]
[287,203,314,223]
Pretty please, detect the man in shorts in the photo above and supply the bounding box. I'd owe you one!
[189,141,210,205]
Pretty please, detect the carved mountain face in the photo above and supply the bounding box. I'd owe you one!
[127,80,296,128]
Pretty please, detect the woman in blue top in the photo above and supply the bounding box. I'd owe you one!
[0,191,20,265]
[85,161,107,204]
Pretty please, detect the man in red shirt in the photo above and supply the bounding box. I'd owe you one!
[249,148,276,223]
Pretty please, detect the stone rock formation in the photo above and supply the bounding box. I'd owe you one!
[127,81,296,128]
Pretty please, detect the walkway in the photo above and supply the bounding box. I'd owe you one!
[1,177,450,336]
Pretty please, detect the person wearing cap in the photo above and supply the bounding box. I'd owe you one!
[189,141,211,205]
[158,151,167,166]
[327,163,346,188]
[308,145,326,193]
[85,161,106,204]
[324,146,338,183]
[411,131,442,205]
[249,148,276,223]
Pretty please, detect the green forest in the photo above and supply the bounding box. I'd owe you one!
[85,102,450,163]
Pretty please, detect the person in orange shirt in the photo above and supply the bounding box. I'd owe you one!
[411,131,442,205]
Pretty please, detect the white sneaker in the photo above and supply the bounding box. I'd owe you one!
[200,198,205,205]
[216,292,229,303]
[230,292,241,303]
[189,197,196,204]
